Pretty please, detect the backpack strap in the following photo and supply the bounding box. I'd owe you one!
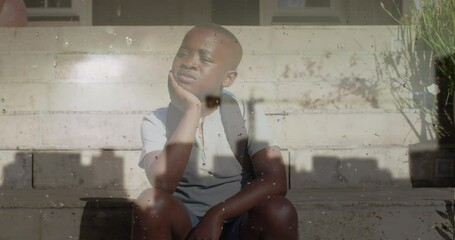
[219,93,254,180]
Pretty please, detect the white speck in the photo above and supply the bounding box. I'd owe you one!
[427,83,440,95]
[125,37,133,46]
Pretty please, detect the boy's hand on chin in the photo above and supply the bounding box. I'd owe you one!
[168,71,201,112]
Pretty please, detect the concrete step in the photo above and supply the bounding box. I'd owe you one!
[0,188,453,239]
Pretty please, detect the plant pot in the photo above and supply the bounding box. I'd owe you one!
[409,142,455,187]
[409,54,455,188]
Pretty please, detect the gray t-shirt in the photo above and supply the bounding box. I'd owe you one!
[139,90,277,217]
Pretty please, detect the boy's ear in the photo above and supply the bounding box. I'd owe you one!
[222,70,238,88]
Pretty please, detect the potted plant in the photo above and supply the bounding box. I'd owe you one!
[383,0,455,187]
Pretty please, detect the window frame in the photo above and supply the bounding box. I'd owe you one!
[259,0,347,25]
[26,0,92,25]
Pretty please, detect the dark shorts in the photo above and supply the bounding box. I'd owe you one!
[186,206,248,240]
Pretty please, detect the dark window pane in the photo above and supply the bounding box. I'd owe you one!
[48,0,72,8]
[24,0,45,8]
[306,0,330,7]
[212,0,259,25]
[278,0,305,8]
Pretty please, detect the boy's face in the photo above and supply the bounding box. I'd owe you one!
[171,27,239,101]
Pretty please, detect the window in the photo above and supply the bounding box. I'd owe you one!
[278,0,331,8]
[24,0,92,26]
[24,0,72,8]
[260,0,348,25]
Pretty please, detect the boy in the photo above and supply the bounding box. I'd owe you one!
[132,23,298,240]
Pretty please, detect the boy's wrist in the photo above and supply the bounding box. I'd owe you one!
[182,104,202,121]
[184,101,202,112]
[207,204,227,221]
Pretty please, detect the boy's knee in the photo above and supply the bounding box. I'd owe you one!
[134,188,173,217]
[254,196,297,223]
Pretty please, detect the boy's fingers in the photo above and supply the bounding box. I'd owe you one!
[168,71,181,89]
[168,71,178,90]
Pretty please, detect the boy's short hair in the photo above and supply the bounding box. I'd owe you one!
[190,23,243,70]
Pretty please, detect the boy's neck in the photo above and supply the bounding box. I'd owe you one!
[200,101,219,118]
[200,93,222,118]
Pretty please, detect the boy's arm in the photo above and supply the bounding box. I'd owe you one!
[210,145,287,218]
[143,72,201,194]
[188,145,286,238]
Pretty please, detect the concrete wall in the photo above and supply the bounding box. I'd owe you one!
[0,26,451,239]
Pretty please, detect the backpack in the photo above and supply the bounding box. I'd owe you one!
[165,92,255,181]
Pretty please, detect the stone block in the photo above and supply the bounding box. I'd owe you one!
[33,150,148,189]
[0,115,40,149]
[226,26,274,54]
[275,80,403,111]
[39,113,143,149]
[47,82,168,112]
[298,205,446,239]
[281,111,424,148]
[227,82,278,103]
[12,28,59,53]
[55,26,189,54]
[0,54,55,82]
[275,53,377,82]
[236,54,276,82]
[272,26,397,54]
[0,151,32,189]
[55,54,174,83]
[41,208,83,240]
[289,147,412,188]
[0,209,41,240]
[0,83,48,112]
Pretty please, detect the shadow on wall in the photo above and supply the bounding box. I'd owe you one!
[0,150,134,240]
[0,148,451,239]
[287,154,425,189]
[292,156,399,188]
[1,152,32,189]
